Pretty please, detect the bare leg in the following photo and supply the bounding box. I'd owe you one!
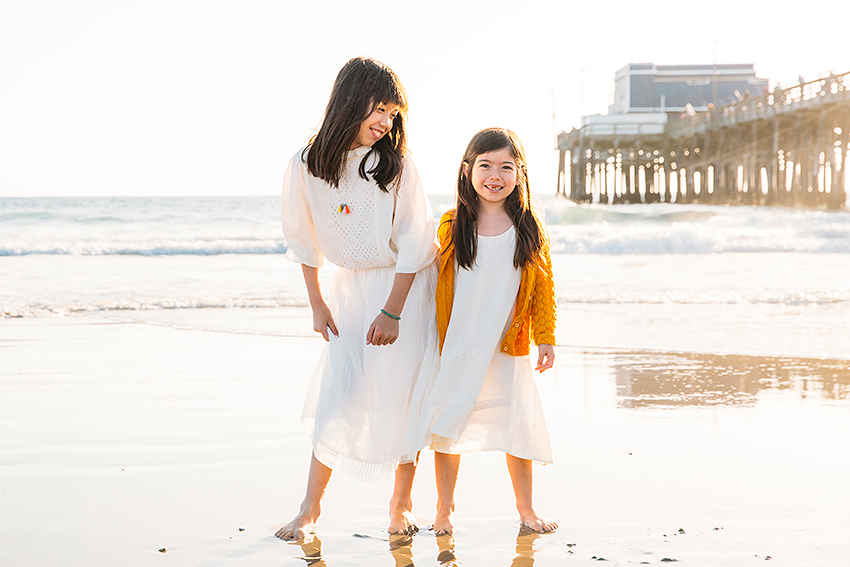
[505,454,557,533]
[275,454,332,540]
[433,451,460,535]
[388,461,419,535]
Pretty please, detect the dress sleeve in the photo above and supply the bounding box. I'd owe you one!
[282,151,324,268]
[531,226,557,346]
[391,156,438,274]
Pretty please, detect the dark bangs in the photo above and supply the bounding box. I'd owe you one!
[306,57,408,192]
[453,128,543,270]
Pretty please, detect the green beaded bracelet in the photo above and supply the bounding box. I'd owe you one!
[380,308,401,321]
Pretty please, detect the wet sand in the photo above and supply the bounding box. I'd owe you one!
[1,315,849,566]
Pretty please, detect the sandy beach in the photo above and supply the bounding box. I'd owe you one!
[2,312,848,566]
[5,0,850,562]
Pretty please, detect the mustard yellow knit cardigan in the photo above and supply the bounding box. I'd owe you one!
[435,211,557,356]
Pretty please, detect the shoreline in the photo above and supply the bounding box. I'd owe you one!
[2,316,848,566]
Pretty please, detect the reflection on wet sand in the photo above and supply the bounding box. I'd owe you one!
[511,526,541,567]
[291,533,326,566]
[435,533,457,566]
[608,350,850,408]
[387,527,542,567]
[389,533,415,567]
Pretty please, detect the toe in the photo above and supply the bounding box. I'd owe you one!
[541,520,558,533]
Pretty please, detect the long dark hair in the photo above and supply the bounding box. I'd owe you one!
[304,57,408,192]
[449,128,543,270]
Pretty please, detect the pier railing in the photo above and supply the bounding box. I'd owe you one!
[667,71,850,140]
[557,70,850,208]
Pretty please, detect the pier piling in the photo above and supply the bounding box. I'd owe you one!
[558,71,850,208]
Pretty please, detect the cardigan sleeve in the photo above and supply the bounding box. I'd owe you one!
[530,227,557,346]
[436,210,454,253]
[435,210,455,354]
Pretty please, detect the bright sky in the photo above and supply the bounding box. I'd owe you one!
[2,0,848,197]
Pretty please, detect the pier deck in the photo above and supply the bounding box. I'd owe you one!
[557,71,850,208]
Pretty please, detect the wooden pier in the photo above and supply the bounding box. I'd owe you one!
[557,71,850,208]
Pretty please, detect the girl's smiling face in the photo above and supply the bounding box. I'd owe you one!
[463,148,518,206]
[350,102,400,149]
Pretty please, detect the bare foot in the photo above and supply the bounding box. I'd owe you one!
[518,508,558,533]
[388,507,419,535]
[432,509,455,535]
[275,509,319,541]
[388,463,419,536]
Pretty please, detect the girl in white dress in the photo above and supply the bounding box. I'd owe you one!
[276,57,438,540]
[414,128,558,535]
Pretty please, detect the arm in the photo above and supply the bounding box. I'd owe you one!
[536,344,555,372]
[532,229,557,371]
[366,272,416,346]
[530,233,557,348]
[302,264,338,342]
[282,151,324,268]
[391,157,438,273]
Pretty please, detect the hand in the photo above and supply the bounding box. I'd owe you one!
[366,311,400,346]
[536,344,555,372]
[311,301,338,342]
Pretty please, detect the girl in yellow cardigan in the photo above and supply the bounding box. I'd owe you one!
[414,128,557,535]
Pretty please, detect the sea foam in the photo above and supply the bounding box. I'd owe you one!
[3,197,848,256]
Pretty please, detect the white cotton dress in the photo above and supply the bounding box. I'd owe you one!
[282,146,439,481]
[414,226,552,463]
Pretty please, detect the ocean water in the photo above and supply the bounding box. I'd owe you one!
[3,196,850,566]
[2,195,849,358]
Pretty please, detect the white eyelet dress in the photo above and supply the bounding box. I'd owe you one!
[282,146,439,481]
[415,226,552,463]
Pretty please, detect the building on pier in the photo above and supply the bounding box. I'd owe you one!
[557,64,849,209]
[610,63,768,116]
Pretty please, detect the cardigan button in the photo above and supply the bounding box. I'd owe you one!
[514,323,519,327]
[503,346,508,352]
